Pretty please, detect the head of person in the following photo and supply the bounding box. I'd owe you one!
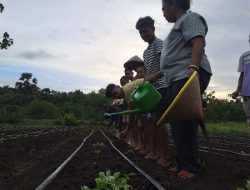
[105,84,124,99]
[120,75,130,86]
[124,68,134,81]
[161,0,191,23]
[135,66,146,79]
[136,16,155,43]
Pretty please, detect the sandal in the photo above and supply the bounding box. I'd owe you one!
[177,170,196,180]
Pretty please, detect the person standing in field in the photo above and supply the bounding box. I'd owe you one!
[136,16,169,167]
[231,35,250,132]
[160,0,212,179]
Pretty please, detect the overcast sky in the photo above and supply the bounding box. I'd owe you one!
[0,0,249,99]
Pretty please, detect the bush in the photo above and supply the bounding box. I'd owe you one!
[53,118,64,125]
[0,105,22,124]
[64,113,80,126]
[25,99,57,119]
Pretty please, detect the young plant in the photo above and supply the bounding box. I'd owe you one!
[0,137,5,144]
[197,159,207,172]
[237,178,250,190]
[81,170,135,190]
[92,141,106,150]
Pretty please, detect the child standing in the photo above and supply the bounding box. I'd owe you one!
[134,65,146,80]
[124,55,144,82]
[136,16,169,167]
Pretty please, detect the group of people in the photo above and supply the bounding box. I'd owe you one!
[105,0,212,180]
[104,0,249,180]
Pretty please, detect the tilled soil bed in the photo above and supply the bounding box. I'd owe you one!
[0,125,250,190]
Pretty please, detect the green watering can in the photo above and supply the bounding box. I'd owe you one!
[104,82,162,117]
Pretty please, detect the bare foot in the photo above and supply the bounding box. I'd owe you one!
[120,130,128,139]
[134,143,144,151]
[139,148,150,155]
[144,152,160,160]
[157,158,170,167]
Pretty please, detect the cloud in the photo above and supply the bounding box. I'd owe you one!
[80,27,91,33]
[18,50,57,60]
[1,0,250,98]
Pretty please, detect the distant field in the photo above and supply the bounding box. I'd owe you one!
[206,122,249,135]
[1,120,249,136]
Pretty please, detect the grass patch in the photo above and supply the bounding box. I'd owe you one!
[205,122,249,135]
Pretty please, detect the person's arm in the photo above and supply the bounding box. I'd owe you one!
[231,72,244,99]
[188,36,205,77]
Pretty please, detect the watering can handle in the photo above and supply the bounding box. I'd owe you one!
[131,81,148,99]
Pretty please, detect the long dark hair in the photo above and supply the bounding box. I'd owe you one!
[162,0,191,11]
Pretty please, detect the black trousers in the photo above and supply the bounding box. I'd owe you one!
[166,69,211,173]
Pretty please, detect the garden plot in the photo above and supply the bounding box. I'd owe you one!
[0,125,249,190]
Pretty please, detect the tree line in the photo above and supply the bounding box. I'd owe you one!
[0,72,245,125]
[0,73,110,125]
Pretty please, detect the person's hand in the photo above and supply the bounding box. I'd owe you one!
[143,76,148,81]
[229,91,240,99]
[188,67,198,78]
[144,76,151,82]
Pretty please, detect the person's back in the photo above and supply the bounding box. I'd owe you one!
[122,78,144,103]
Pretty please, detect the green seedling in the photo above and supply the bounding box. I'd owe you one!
[124,149,134,155]
[237,178,250,190]
[0,137,5,144]
[81,170,135,190]
[124,145,135,155]
[92,141,106,150]
[197,159,207,172]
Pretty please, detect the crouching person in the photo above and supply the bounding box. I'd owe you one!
[105,79,144,147]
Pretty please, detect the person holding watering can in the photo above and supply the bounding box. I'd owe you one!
[105,79,145,147]
[160,0,212,180]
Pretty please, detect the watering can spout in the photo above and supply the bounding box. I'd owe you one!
[104,108,141,117]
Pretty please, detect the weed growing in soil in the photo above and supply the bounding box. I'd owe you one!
[92,141,106,150]
[237,178,250,190]
[0,137,5,144]
[81,170,135,190]
[197,159,207,173]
